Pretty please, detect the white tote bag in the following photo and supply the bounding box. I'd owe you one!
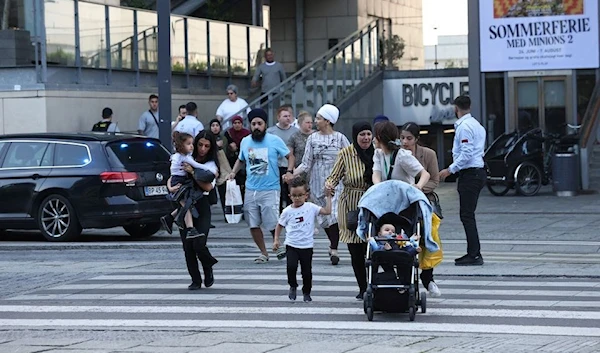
[225,180,243,224]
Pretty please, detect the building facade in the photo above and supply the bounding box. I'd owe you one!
[424,35,468,70]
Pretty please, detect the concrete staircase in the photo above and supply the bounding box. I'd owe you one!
[589,144,600,191]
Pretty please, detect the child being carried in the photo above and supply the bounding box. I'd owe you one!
[161,131,216,239]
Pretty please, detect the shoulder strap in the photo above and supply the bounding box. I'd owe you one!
[387,149,400,180]
[148,110,159,127]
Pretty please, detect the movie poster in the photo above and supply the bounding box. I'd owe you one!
[480,0,599,71]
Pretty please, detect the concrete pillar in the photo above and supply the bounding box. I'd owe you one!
[295,0,304,69]
[467,0,482,122]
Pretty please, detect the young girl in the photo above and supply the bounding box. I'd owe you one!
[161,132,215,239]
[273,177,332,302]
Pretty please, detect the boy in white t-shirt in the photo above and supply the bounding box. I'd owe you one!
[273,177,332,302]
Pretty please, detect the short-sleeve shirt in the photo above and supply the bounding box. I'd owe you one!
[386,149,424,185]
[239,133,290,191]
[174,116,204,137]
[278,202,321,249]
[287,131,311,168]
[138,110,160,139]
[266,124,299,168]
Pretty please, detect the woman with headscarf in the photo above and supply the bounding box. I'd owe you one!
[209,118,233,214]
[325,121,374,300]
[290,104,350,266]
[224,115,251,191]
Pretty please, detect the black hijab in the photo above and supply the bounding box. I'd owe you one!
[352,121,375,186]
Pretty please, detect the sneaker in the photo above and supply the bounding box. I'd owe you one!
[355,291,365,300]
[276,247,287,260]
[188,282,201,290]
[455,254,484,266]
[160,215,174,234]
[303,294,312,302]
[185,228,203,240]
[428,282,441,297]
[288,287,297,300]
[330,249,339,266]
[454,254,469,262]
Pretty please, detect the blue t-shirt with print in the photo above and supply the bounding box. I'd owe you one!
[239,133,290,191]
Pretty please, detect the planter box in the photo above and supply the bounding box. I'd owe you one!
[0,29,33,67]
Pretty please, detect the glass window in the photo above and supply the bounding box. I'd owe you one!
[209,22,228,74]
[544,80,567,136]
[45,0,76,66]
[78,1,107,69]
[54,144,91,167]
[230,24,248,76]
[188,19,208,74]
[106,140,170,169]
[516,80,540,133]
[171,15,186,73]
[109,7,135,70]
[136,10,158,71]
[485,76,506,142]
[249,27,266,74]
[2,142,49,168]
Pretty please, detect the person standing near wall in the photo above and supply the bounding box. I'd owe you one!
[92,108,120,133]
[138,94,160,138]
[439,95,487,266]
[268,106,299,212]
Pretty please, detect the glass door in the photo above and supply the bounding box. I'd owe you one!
[513,76,570,136]
[516,79,540,133]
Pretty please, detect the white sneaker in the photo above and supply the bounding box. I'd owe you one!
[428,282,441,297]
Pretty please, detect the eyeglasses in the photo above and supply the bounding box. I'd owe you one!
[290,193,306,199]
[227,92,235,95]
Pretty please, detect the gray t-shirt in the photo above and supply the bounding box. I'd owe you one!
[287,131,311,168]
[138,110,160,139]
[252,62,287,93]
[267,124,299,168]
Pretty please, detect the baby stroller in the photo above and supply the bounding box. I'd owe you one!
[357,180,440,322]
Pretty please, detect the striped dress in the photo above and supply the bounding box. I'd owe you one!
[296,131,350,228]
[326,145,370,244]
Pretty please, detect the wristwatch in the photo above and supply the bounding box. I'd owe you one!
[286,170,293,174]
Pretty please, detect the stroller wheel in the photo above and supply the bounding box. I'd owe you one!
[408,306,416,322]
[420,291,427,314]
[366,306,374,321]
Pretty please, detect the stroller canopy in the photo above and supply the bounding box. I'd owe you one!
[357,180,439,252]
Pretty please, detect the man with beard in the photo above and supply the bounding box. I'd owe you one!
[228,108,290,263]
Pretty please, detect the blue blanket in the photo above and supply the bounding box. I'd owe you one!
[357,180,439,252]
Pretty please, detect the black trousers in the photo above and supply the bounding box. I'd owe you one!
[420,268,434,289]
[179,197,218,284]
[286,245,313,295]
[347,242,368,293]
[278,167,292,212]
[457,168,486,257]
[217,183,227,211]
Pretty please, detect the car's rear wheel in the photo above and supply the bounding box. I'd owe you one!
[37,194,82,242]
[123,222,162,238]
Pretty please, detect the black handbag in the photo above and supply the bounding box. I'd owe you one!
[346,209,360,231]
[429,191,443,219]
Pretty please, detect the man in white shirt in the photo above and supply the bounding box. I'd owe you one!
[174,102,204,137]
[439,95,487,266]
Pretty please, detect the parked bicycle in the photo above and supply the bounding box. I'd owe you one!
[484,125,580,197]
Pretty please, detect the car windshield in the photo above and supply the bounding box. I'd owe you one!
[106,139,170,168]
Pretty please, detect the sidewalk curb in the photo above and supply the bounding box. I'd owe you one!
[0,243,254,251]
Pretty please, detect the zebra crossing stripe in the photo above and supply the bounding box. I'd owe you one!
[0,319,599,337]
[1,305,600,320]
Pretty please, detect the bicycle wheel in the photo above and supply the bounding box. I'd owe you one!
[515,162,542,196]
[486,182,510,196]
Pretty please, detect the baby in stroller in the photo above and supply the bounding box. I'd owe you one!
[368,219,421,256]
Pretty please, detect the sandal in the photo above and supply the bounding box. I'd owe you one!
[254,254,269,264]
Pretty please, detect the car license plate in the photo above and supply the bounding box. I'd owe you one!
[144,185,168,196]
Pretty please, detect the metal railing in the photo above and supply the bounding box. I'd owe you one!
[223,18,391,130]
[39,0,268,87]
[578,78,600,189]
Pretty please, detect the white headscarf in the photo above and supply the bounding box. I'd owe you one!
[317,104,339,125]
